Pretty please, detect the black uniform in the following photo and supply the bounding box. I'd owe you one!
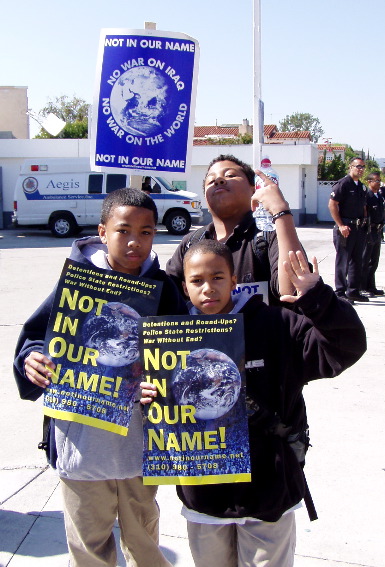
[362,190,384,293]
[330,175,367,296]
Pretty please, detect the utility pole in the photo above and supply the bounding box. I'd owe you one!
[253,0,263,170]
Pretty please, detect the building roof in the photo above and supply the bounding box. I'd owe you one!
[271,131,311,140]
[194,126,239,138]
[264,124,278,138]
[318,145,346,151]
[193,123,312,145]
[193,138,210,146]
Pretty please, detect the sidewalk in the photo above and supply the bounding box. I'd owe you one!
[1,225,384,567]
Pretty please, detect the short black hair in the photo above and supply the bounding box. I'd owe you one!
[183,240,234,275]
[100,187,158,224]
[203,154,255,191]
[367,171,381,181]
[349,156,365,165]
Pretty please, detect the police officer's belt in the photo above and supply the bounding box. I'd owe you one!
[370,222,384,231]
[341,217,365,227]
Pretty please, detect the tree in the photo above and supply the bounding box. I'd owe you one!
[342,144,357,165]
[318,151,347,181]
[205,133,253,145]
[238,133,253,144]
[279,112,324,142]
[362,156,380,183]
[34,95,89,139]
[321,144,382,182]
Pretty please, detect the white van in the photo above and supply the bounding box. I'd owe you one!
[12,158,203,237]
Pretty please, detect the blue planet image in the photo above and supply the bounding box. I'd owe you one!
[110,66,169,136]
[172,349,241,420]
[83,302,140,367]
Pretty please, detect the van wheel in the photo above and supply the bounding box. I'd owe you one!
[165,210,191,235]
[49,214,77,238]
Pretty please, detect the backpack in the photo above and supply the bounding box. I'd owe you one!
[185,226,270,279]
[246,396,317,521]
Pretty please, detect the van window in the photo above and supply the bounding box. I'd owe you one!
[88,174,103,194]
[106,174,127,194]
[155,176,177,192]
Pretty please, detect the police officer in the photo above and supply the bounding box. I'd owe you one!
[361,171,384,296]
[328,156,368,302]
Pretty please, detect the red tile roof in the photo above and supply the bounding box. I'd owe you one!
[193,124,312,143]
[271,131,311,139]
[318,145,346,150]
[264,124,278,138]
[194,126,239,138]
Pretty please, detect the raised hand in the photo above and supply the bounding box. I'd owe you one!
[251,169,289,215]
[279,251,320,303]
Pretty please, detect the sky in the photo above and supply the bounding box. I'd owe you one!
[2,0,384,158]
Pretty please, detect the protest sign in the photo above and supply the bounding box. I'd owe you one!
[232,280,269,305]
[139,314,251,485]
[91,28,199,175]
[43,259,162,436]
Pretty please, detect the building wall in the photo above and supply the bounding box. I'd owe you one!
[0,87,29,139]
[190,144,319,224]
[0,138,319,227]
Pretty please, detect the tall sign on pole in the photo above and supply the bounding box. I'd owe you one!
[253,0,263,169]
[90,27,199,176]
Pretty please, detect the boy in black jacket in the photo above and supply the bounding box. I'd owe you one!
[141,240,366,567]
[14,188,187,567]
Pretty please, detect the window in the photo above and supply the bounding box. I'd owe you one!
[106,174,127,194]
[88,174,103,194]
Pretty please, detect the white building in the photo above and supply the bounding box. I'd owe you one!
[0,86,29,139]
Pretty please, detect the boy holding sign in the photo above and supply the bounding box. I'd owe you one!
[14,188,186,567]
[141,239,366,567]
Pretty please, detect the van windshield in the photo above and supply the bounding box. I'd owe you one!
[155,176,179,192]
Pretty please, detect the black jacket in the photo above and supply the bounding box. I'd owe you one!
[166,212,280,304]
[177,279,366,522]
[14,236,188,402]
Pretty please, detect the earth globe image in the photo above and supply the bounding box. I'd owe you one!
[83,302,140,367]
[110,66,169,136]
[172,349,241,420]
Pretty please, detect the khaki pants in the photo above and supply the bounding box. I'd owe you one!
[60,477,172,567]
[187,512,296,567]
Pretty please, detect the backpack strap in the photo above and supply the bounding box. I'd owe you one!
[38,415,57,469]
[251,230,268,258]
[38,414,51,452]
[186,226,269,266]
[250,230,271,282]
[303,476,318,521]
[247,397,317,521]
[184,226,207,250]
